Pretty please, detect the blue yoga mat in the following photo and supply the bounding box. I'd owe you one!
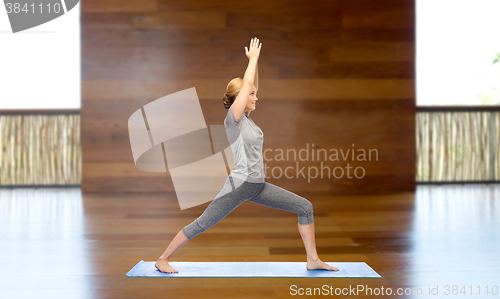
[126,261,381,278]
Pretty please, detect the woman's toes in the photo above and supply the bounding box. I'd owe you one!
[326,263,339,271]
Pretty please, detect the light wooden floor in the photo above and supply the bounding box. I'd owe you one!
[0,185,499,299]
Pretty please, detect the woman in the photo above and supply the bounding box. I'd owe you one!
[155,37,339,273]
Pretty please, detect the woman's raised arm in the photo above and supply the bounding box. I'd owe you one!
[254,60,259,91]
[231,37,261,122]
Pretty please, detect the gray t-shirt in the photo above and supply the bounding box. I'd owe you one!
[224,105,265,183]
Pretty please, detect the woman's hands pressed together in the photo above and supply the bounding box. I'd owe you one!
[245,37,262,60]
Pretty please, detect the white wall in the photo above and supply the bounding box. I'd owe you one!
[0,2,80,109]
[417,0,500,105]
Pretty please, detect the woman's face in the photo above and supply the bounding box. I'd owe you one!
[245,85,258,111]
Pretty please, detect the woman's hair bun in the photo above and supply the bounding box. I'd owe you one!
[223,77,243,109]
[223,93,235,109]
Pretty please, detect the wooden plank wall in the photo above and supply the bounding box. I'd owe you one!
[81,0,416,194]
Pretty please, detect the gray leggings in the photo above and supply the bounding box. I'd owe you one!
[182,177,314,240]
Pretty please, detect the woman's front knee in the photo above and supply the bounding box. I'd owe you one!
[302,198,314,215]
[298,199,314,225]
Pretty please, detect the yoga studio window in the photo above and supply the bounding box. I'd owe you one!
[416,0,500,183]
[0,5,80,186]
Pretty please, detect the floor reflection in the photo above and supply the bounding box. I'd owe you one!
[0,188,91,299]
[409,184,500,288]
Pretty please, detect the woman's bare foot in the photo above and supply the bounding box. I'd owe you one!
[306,258,339,271]
[155,258,178,273]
